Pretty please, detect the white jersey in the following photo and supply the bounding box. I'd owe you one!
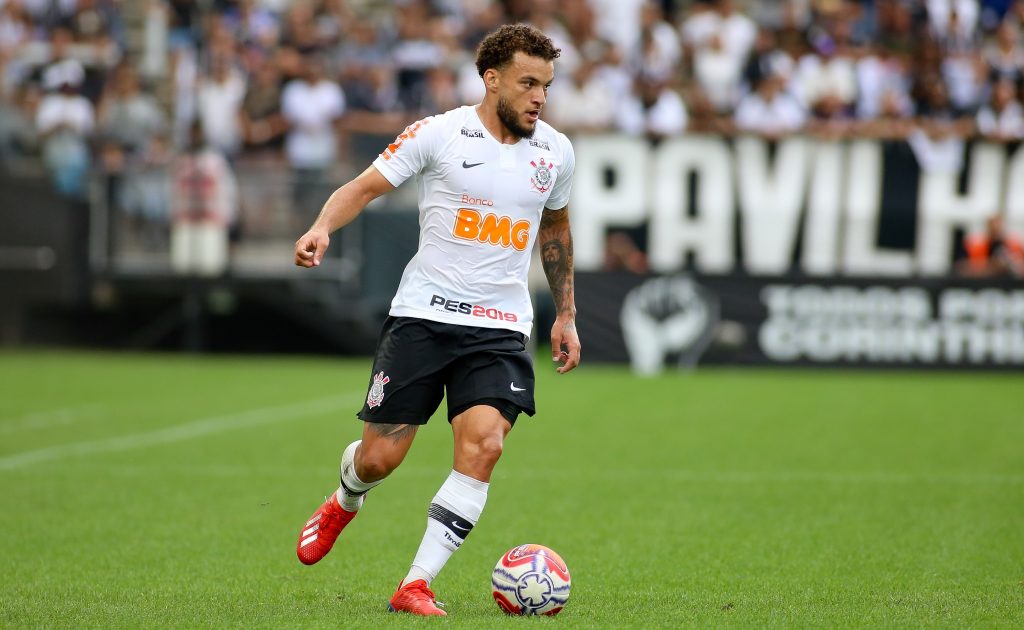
[372,105,575,337]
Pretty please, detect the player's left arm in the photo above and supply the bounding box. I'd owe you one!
[539,204,580,374]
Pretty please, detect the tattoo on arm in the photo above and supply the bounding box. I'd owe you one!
[368,422,417,444]
[538,207,575,317]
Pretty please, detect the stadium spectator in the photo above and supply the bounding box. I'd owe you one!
[419,66,462,116]
[66,0,124,51]
[334,17,395,113]
[458,0,506,50]
[234,57,288,240]
[915,72,974,128]
[744,27,795,94]
[927,0,981,41]
[617,73,688,139]
[279,1,324,56]
[858,89,915,137]
[170,120,238,275]
[98,61,166,157]
[238,59,287,154]
[686,0,757,112]
[877,0,917,56]
[984,19,1024,84]
[0,1,32,91]
[524,0,581,75]
[684,84,735,134]
[281,52,344,229]
[544,58,616,133]
[734,71,806,137]
[166,0,202,50]
[909,75,974,171]
[939,24,987,114]
[197,54,246,158]
[593,39,634,100]
[793,16,859,117]
[100,129,172,248]
[856,43,914,120]
[35,61,94,197]
[590,0,646,56]
[97,60,169,242]
[976,76,1024,138]
[807,91,858,139]
[632,1,681,83]
[21,26,84,91]
[959,214,1024,276]
[1010,0,1024,28]
[391,0,445,113]
[222,0,282,54]
[23,18,120,104]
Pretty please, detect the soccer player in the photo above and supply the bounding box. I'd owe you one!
[291,24,580,616]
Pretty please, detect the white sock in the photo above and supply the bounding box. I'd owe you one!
[335,440,381,512]
[403,470,488,586]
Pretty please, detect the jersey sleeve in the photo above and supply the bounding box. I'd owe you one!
[372,116,440,187]
[545,133,575,210]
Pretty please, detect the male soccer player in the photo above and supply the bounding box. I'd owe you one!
[292,24,580,616]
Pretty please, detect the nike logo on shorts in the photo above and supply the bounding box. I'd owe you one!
[510,383,526,392]
[462,161,484,168]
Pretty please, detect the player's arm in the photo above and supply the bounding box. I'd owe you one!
[294,165,394,267]
[538,204,580,373]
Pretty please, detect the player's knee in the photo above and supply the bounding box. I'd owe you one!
[474,435,504,467]
[356,450,400,482]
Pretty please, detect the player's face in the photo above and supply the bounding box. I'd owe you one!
[496,52,554,139]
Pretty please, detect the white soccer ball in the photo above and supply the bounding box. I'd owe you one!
[491,543,571,616]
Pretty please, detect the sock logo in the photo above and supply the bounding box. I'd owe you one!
[428,503,474,541]
[443,531,462,548]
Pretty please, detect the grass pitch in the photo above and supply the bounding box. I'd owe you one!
[0,351,1021,628]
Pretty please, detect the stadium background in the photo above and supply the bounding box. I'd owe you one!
[1,1,1023,628]
[1,0,1022,369]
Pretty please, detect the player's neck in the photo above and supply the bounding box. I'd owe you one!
[475,103,520,145]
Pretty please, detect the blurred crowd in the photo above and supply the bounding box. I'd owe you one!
[1,0,1023,258]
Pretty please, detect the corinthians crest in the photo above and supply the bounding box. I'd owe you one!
[366,371,390,408]
[530,158,553,193]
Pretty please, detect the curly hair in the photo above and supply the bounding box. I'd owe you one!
[475,24,561,77]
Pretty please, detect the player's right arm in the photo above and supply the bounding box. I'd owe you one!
[294,165,394,267]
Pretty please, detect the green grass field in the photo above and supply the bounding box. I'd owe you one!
[0,351,1021,628]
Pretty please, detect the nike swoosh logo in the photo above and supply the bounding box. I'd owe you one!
[451,520,470,533]
[510,383,526,392]
[462,161,484,168]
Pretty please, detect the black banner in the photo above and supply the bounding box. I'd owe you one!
[576,272,1024,370]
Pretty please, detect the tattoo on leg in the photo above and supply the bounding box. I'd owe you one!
[368,422,417,443]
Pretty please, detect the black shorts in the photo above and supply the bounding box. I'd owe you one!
[357,316,536,425]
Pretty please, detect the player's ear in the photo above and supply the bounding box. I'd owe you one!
[483,68,499,92]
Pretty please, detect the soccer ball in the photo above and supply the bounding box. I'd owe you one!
[491,543,571,616]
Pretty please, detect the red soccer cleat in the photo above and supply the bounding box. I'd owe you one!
[296,493,357,565]
[387,579,447,616]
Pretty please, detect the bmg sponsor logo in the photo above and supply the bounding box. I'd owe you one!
[452,208,530,251]
[429,294,519,323]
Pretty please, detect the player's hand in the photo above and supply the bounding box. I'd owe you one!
[294,230,329,267]
[551,316,581,374]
